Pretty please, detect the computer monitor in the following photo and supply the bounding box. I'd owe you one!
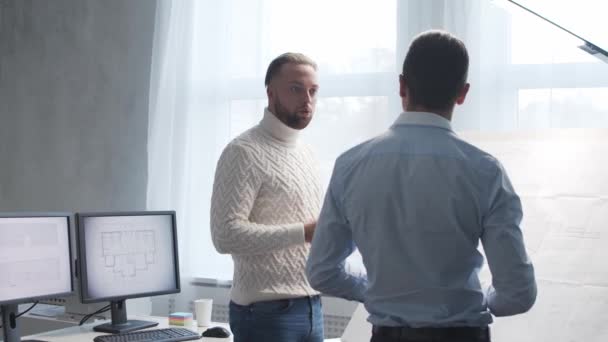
[76,211,180,334]
[0,213,73,342]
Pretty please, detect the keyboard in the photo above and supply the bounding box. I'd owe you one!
[93,327,201,342]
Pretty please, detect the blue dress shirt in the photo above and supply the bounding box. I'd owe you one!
[306,112,536,328]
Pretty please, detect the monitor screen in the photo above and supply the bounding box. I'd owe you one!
[0,214,73,305]
[0,213,73,342]
[77,211,180,303]
[76,211,180,334]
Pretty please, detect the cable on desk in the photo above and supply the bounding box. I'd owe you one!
[16,301,40,318]
[79,305,111,326]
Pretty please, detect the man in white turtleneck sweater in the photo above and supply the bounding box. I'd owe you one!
[210,53,323,342]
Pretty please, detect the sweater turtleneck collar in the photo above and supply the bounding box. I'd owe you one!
[259,107,300,146]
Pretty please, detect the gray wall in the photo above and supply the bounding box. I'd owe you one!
[0,0,157,212]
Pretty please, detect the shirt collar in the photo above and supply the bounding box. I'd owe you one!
[391,111,453,131]
[259,107,300,146]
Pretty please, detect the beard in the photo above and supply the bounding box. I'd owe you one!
[274,98,313,130]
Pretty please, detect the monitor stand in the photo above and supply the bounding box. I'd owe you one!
[1,304,49,342]
[92,300,158,334]
[2,304,20,342]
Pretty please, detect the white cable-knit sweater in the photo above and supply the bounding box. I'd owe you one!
[210,108,322,305]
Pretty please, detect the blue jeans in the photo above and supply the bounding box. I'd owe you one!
[229,296,324,342]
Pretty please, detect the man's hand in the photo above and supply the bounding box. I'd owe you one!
[304,221,317,242]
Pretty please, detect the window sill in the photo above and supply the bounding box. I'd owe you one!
[191,277,233,288]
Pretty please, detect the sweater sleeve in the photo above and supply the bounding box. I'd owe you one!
[210,142,305,255]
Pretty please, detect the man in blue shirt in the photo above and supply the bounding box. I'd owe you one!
[306,30,537,342]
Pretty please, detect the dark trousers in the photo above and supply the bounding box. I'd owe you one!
[371,325,491,342]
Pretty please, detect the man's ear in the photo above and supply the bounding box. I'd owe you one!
[399,74,407,98]
[266,85,273,98]
[455,83,470,105]
[266,84,276,112]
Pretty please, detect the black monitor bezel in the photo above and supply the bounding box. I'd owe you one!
[76,210,181,304]
[0,212,74,306]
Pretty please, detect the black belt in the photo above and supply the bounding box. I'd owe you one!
[372,325,490,340]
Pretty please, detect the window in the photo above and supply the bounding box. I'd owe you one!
[148,0,608,281]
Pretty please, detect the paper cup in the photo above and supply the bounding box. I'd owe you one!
[194,298,213,327]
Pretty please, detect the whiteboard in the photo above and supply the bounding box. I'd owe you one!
[339,129,608,341]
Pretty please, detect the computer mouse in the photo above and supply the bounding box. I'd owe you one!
[202,326,231,338]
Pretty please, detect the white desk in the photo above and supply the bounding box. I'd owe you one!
[22,314,364,342]
[23,316,232,342]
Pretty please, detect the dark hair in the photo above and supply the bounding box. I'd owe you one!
[402,30,469,111]
[264,52,317,87]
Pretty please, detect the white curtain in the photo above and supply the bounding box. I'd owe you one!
[147,0,608,281]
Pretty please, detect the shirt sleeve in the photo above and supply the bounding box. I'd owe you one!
[210,143,305,255]
[481,160,537,316]
[306,168,368,302]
